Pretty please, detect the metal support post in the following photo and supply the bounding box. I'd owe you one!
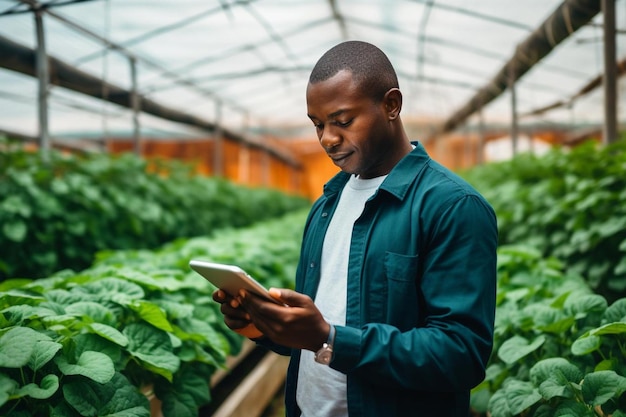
[238,113,250,183]
[602,0,617,144]
[477,110,485,164]
[129,57,141,155]
[213,101,223,176]
[509,63,519,156]
[34,9,50,160]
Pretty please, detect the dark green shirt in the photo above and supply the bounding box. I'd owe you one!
[265,142,498,417]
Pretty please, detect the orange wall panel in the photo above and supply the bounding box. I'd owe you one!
[105,137,308,197]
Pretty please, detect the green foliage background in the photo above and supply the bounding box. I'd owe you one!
[462,138,626,302]
[0,209,307,417]
[471,246,626,417]
[2,137,626,416]
[0,141,309,281]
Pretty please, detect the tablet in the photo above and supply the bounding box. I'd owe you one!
[189,260,280,304]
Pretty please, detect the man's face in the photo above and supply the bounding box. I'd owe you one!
[306,70,394,179]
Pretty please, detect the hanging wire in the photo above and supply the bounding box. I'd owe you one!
[73,0,261,65]
[141,16,333,93]
[416,0,435,81]
[0,0,98,16]
[241,3,299,89]
[100,0,110,147]
[408,0,534,31]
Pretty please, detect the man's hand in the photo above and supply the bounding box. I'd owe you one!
[212,289,264,339]
[238,288,330,352]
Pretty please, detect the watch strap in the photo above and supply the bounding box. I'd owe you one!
[326,323,336,346]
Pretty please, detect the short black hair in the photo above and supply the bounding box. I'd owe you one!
[309,40,399,102]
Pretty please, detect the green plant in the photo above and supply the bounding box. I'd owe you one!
[0,209,307,417]
[462,137,626,302]
[0,140,309,280]
[471,245,626,416]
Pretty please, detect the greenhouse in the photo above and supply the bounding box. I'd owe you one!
[0,0,625,416]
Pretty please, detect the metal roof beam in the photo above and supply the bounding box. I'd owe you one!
[327,0,348,39]
[432,0,602,139]
[0,35,301,167]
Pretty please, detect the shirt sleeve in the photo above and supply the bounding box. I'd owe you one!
[329,194,498,392]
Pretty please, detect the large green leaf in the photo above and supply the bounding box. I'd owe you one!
[538,378,575,401]
[153,299,194,320]
[72,333,123,370]
[0,289,46,306]
[603,298,626,323]
[113,269,180,292]
[28,340,63,371]
[0,195,31,217]
[63,372,150,417]
[487,388,512,417]
[581,371,626,406]
[71,278,144,303]
[1,305,43,325]
[0,327,46,368]
[616,257,626,275]
[127,300,173,332]
[2,221,27,242]
[124,323,180,382]
[571,335,601,356]
[66,301,116,326]
[88,323,129,347]
[158,391,196,417]
[0,374,17,407]
[504,380,542,415]
[564,293,608,319]
[498,335,545,365]
[531,358,583,401]
[551,399,595,416]
[525,304,575,333]
[45,288,88,306]
[156,365,213,417]
[55,350,115,384]
[469,383,491,415]
[14,374,59,400]
[589,322,626,336]
[530,358,584,386]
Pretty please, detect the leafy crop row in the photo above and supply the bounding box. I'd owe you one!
[472,245,626,416]
[8,235,622,417]
[0,140,310,280]
[462,138,626,302]
[0,209,307,417]
[3,136,625,417]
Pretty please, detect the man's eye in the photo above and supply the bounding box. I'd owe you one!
[335,119,353,127]
[313,123,323,130]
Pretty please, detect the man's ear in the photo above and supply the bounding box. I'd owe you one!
[383,88,402,120]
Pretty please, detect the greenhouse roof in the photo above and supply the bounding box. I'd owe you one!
[0,0,624,144]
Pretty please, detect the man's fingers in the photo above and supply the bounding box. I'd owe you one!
[234,323,264,339]
[268,288,310,307]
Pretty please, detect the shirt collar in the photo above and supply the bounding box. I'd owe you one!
[322,141,430,201]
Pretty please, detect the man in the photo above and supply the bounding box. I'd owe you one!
[213,40,497,417]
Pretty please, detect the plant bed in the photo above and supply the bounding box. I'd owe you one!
[201,344,288,417]
[0,210,307,417]
[472,245,626,417]
[0,141,310,281]
[462,138,626,302]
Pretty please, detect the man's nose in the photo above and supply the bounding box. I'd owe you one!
[320,126,341,151]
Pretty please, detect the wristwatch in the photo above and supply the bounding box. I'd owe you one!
[314,324,335,365]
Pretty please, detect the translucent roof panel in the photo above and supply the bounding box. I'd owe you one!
[0,0,624,141]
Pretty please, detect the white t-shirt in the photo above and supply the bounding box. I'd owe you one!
[297,174,386,417]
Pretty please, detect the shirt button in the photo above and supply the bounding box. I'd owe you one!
[310,262,315,268]
[321,212,328,217]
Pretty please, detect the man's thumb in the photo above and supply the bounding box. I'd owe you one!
[268,288,293,306]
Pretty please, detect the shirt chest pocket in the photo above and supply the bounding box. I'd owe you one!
[384,251,421,329]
